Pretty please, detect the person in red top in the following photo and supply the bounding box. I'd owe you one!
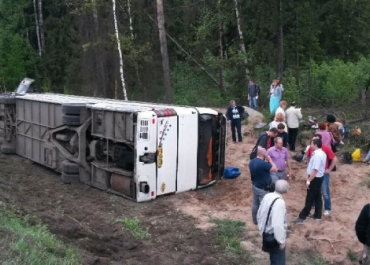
[306,134,338,216]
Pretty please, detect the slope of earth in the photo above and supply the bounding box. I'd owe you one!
[172,107,369,264]
[0,153,249,265]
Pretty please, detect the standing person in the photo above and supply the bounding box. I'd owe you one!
[257,180,289,265]
[226,100,245,143]
[273,123,289,148]
[249,147,278,225]
[256,128,279,150]
[285,102,302,151]
[326,114,341,149]
[270,113,288,133]
[316,122,333,147]
[267,138,292,183]
[294,139,326,223]
[269,80,282,115]
[248,79,261,110]
[275,101,287,121]
[306,134,337,216]
[355,203,370,265]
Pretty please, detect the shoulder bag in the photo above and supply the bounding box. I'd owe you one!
[262,197,280,252]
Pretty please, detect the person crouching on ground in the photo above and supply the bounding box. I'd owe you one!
[267,137,291,183]
[257,180,289,265]
[249,146,278,225]
[294,139,326,223]
[226,100,245,143]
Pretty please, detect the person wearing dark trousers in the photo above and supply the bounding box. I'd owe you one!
[294,139,327,223]
[226,100,245,143]
[285,102,302,151]
[356,203,370,265]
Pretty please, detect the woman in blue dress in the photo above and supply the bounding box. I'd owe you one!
[269,79,282,115]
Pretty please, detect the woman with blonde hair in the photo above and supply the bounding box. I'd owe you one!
[270,113,288,132]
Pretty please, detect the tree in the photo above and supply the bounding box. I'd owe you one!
[156,0,173,104]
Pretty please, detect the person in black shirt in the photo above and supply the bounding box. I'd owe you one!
[226,100,245,143]
[248,79,261,110]
[356,203,370,264]
[271,123,288,148]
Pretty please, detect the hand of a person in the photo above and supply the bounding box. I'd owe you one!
[256,96,258,99]
[324,169,330,174]
[306,180,310,189]
[265,155,272,163]
[279,243,286,250]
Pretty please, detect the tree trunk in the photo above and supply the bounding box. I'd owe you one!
[234,0,249,78]
[156,0,173,104]
[218,0,225,94]
[112,0,128,100]
[33,0,42,57]
[38,0,45,53]
[127,0,134,39]
[361,89,366,105]
[277,0,284,77]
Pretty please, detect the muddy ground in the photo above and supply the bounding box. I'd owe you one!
[0,153,249,265]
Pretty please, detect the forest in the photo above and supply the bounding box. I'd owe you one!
[1,0,370,108]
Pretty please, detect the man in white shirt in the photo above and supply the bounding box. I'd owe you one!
[275,101,287,121]
[294,139,327,223]
[257,180,289,265]
[285,102,302,151]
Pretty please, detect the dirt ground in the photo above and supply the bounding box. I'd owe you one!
[172,108,370,264]
[0,107,368,264]
[0,153,248,264]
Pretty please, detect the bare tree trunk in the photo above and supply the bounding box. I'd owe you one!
[112,0,128,100]
[38,0,45,53]
[218,0,225,93]
[33,0,42,57]
[115,78,118,99]
[127,0,134,39]
[156,0,173,103]
[277,0,284,77]
[234,0,249,78]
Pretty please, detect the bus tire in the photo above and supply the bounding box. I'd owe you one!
[61,160,79,174]
[61,172,80,184]
[62,103,86,115]
[62,114,81,126]
[1,144,15,154]
[0,96,16,105]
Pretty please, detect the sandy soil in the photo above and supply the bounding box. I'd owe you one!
[172,107,369,264]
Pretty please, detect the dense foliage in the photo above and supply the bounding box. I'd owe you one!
[0,0,370,107]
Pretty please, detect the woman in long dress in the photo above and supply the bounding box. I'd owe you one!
[269,79,282,115]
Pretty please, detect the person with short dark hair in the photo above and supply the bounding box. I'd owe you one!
[249,147,278,225]
[226,100,245,143]
[294,139,327,224]
[275,123,288,148]
[256,128,279,150]
[356,203,370,264]
[285,102,302,151]
[248,79,261,110]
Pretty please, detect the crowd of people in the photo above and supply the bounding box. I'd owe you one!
[226,78,369,265]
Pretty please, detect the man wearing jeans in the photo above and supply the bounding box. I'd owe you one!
[249,146,278,225]
[248,79,261,110]
[294,139,326,223]
[226,100,245,143]
[267,137,292,183]
[306,134,337,216]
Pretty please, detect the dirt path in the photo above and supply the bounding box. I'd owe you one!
[172,112,369,264]
[0,153,247,265]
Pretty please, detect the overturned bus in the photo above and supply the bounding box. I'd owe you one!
[0,78,226,202]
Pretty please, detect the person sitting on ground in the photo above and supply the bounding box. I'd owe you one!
[257,180,289,265]
[356,203,370,265]
[326,114,341,146]
[316,122,333,147]
[275,101,287,121]
[270,113,288,133]
[249,146,278,225]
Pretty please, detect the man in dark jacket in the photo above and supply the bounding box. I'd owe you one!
[356,203,370,264]
[226,100,245,143]
[248,79,261,110]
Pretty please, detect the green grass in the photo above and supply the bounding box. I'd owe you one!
[290,250,329,265]
[119,217,150,239]
[0,209,81,265]
[347,249,357,261]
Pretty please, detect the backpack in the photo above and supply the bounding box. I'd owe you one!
[250,132,268,160]
[342,151,353,164]
[223,167,241,179]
